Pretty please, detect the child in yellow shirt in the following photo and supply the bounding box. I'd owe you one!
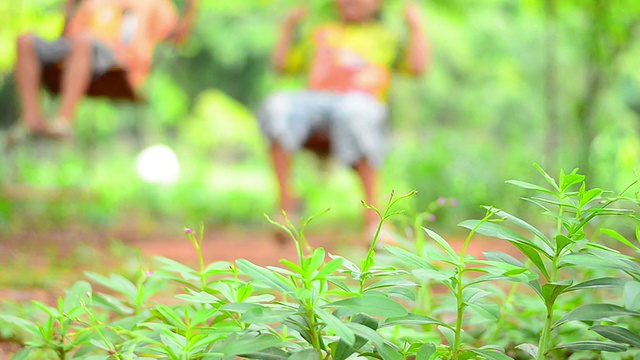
[258,0,429,237]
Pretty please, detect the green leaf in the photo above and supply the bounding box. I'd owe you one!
[316,307,356,346]
[459,220,552,260]
[566,277,628,292]
[416,343,437,360]
[467,348,513,360]
[241,348,289,360]
[555,235,573,254]
[345,322,385,346]
[542,281,572,308]
[515,343,538,359]
[280,259,303,274]
[601,228,640,253]
[590,325,640,348]
[511,243,549,281]
[378,341,404,360]
[155,256,198,275]
[560,253,635,273]
[92,293,133,315]
[439,325,455,347]
[329,294,408,318]
[176,289,222,304]
[236,259,293,293]
[289,349,321,360]
[483,251,526,267]
[384,246,437,270]
[560,172,585,192]
[365,278,418,292]
[468,303,500,321]
[31,300,60,318]
[554,304,640,328]
[305,247,326,275]
[482,207,553,249]
[211,332,283,356]
[580,188,603,207]
[625,282,640,310]
[151,305,186,330]
[63,281,92,316]
[315,257,344,279]
[506,180,554,194]
[423,227,459,261]
[333,314,378,360]
[552,341,627,352]
[0,315,38,337]
[85,273,138,303]
[533,164,560,191]
[10,347,33,360]
[242,307,296,325]
[382,313,448,328]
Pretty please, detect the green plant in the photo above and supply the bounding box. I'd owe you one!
[0,281,95,359]
[2,167,640,360]
[460,165,640,359]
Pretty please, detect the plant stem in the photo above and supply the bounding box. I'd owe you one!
[452,266,465,360]
[306,305,323,357]
[56,347,66,360]
[537,306,555,360]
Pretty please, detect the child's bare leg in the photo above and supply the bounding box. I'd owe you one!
[353,158,379,228]
[57,35,94,122]
[271,142,297,214]
[15,34,46,130]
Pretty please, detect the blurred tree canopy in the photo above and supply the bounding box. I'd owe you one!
[1,0,639,232]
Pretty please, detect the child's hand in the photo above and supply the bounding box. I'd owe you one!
[404,3,424,29]
[284,7,307,28]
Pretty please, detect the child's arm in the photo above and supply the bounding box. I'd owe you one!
[404,3,430,76]
[273,8,306,73]
[62,0,79,35]
[169,0,198,45]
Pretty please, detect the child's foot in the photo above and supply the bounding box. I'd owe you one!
[47,117,73,139]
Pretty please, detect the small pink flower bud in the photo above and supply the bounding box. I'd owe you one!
[185,228,193,234]
[437,197,446,206]
[428,214,436,222]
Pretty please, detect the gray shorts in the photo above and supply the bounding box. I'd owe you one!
[33,35,117,77]
[257,91,389,167]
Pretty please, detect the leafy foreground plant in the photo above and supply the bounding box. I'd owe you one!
[1,167,639,359]
[385,166,640,360]
[0,192,426,359]
[457,166,640,359]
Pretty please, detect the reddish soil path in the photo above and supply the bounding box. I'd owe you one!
[0,225,522,302]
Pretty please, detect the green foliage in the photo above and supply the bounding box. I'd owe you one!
[1,166,639,359]
[1,1,640,231]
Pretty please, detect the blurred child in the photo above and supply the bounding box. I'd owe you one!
[258,0,429,239]
[13,0,197,139]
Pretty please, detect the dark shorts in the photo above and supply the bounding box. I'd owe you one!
[257,91,389,167]
[32,35,118,77]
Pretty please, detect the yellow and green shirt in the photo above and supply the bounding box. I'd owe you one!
[282,21,404,101]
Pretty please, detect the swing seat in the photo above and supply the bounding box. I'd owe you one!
[303,130,331,157]
[41,62,144,102]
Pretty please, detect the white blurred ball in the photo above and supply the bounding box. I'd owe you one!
[136,145,180,184]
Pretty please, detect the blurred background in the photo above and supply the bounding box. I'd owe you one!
[1,0,640,238]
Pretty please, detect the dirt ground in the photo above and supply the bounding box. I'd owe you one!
[0,224,520,298]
